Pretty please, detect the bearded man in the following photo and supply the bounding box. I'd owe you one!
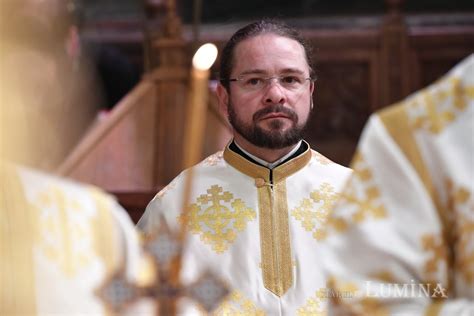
[138,19,352,314]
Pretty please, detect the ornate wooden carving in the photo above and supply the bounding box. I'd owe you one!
[143,0,186,72]
[305,62,372,166]
[143,0,189,185]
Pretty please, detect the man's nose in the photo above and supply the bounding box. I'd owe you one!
[263,80,286,105]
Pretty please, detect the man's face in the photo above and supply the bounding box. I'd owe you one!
[218,34,314,149]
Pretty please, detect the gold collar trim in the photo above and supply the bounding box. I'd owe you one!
[223,141,312,183]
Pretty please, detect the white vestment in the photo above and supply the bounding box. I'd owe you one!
[138,141,352,315]
[1,164,150,315]
[323,55,474,316]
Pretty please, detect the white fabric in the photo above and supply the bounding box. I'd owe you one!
[323,54,474,316]
[138,145,352,315]
[4,165,151,315]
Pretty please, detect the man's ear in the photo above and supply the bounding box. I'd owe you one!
[216,83,230,118]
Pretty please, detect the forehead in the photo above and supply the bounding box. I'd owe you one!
[232,34,309,75]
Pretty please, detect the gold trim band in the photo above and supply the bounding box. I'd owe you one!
[379,104,454,291]
[223,142,312,296]
[258,181,293,296]
[1,164,37,315]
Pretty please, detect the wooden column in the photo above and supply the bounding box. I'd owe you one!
[143,0,189,186]
[378,0,413,108]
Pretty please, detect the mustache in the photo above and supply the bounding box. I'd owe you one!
[253,105,298,122]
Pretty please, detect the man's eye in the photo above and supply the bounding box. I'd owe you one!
[281,76,301,84]
[245,77,263,86]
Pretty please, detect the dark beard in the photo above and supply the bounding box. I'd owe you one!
[228,103,307,149]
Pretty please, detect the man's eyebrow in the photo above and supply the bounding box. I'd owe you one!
[279,68,305,75]
[237,69,268,76]
[237,68,306,76]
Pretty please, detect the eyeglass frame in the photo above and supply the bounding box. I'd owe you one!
[221,74,317,92]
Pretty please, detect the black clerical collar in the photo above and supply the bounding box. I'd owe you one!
[228,140,308,170]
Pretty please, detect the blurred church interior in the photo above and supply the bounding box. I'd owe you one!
[8,0,474,222]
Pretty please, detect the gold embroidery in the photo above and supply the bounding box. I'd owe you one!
[311,150,331,166]
[406,77,473,134]
[357,298,390,316]
[259,181,293,296]
[447,181,474,284]
[181,185,256,253]
[425,302,444,316]
[328,276,389,316]
[349,155,386,222]
[224,141,311,182]
[156,178,178,199]
[466,85,474,99]
[421,234,449,286]
[327,276,359,305]
[89,188,117,275]
[223,146,269,181]
[273,146,312,182]
[370,270,398,283]
[420,180,474,291]
[291,183,340,241]
[455,212,474,285]
[224,143,312,297]
[329,152,387,235]
[297,288,326,316]
[379,103,455,290]
[36,186,96,276]
[214,291,265,316]
[203,151,224,166]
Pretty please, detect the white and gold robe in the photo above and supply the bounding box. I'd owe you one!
[1,163,149,315]
[323,55,474,315]
[138,141,352,315]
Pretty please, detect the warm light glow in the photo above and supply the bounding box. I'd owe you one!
[192,43,218,70]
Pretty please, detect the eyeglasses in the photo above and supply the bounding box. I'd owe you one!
[226,74,315,92]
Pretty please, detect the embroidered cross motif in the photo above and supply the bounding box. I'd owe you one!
[328,152,387,234]
[181,185,256,253]
[407,77,474,134]
[291,183,340,241]
[35,186,95,277]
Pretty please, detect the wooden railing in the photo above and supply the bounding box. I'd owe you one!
[57,81,155,177]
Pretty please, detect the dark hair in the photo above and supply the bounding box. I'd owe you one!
[219,19,314,90]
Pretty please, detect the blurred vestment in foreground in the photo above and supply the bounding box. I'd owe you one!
[0,1,151,314]
[324,54,474,315]
[0,163,150,315]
